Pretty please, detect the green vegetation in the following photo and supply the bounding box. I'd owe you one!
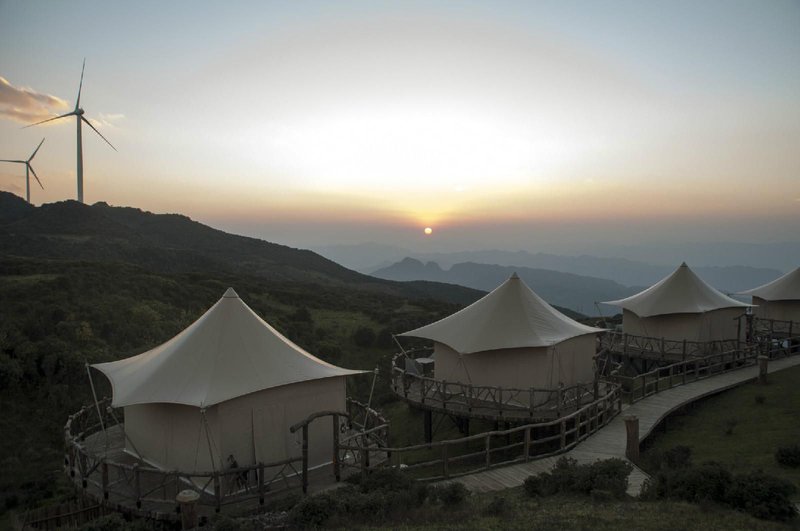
[523,456,633,499]
[0,256,459,518]
[642,365,800,498]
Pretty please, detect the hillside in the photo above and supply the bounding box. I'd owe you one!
[0,192,479,305]
[372,257,640,314]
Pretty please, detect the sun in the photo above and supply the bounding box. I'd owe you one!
[424,227,433,235]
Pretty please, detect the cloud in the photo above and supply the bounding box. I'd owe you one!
[0,76,69,124]
[88,112,125,129]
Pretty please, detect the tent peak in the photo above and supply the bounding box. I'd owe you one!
[509,272,520,280]
[680,262,688,268]
[223,287,239,298]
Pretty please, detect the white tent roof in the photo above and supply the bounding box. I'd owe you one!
[603,262,750,318]
[398,273,604,354]
[93,288,364,408]
[738,267,800,301]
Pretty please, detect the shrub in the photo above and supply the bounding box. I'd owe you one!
[287,492,340,528]
[724,418,738,436]
[775,445,800,468]
[754,394,766,405]
[431,482,469,507]
[663,461,732,504]
[483,495,507,516]
[523,473,557,497]
[660,445,692,470]
[727,471,797,521]
[524,458,632,499]
[352,326,376,347]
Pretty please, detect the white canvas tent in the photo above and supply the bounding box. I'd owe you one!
[92,288,364,473]
[603,263,749,342]
[399,273,604,392]
[738,267,800,323]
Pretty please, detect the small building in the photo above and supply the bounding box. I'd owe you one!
[603,262,749,343]
[92,288,363,474]
[399,273,604,392]
[738,267,800,324]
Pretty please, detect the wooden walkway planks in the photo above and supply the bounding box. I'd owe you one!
[439,355,800,497]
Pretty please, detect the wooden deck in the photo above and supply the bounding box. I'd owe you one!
[441,354,800,497]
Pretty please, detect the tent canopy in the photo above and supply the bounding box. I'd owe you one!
[399,273,604,354]
[93,288,364,408]
[738,267,800,301]
[603,262,750,318]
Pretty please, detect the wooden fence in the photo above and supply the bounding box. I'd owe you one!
[391,350,602,421]
[18,498,108,530]
[64,398,388,518]
[342,383,622,481]
[601,331,739,360]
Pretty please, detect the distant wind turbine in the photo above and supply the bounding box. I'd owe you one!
[0,138,46,204]
[25,59,116,203]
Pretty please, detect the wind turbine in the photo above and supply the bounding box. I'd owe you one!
[0,138,46,204]
[25,59,116,203]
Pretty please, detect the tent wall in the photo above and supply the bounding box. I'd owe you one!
[218,376,346,470]
[124,376,346,474]
[124,403,218,472]
[432,334,595,395]
[622,307,742,342]
[752,297,800,323]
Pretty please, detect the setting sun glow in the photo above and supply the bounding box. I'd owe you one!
[424,227,433,235]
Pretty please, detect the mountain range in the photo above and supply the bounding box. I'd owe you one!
[316,243,785,294]
[371,258,642,314]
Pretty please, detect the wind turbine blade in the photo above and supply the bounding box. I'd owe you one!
[23,111,76,128]
[76,58,86,110]
[81,116,117,151]
[0,159,26,164]
[29,138,46,161]
[29,164,44,189]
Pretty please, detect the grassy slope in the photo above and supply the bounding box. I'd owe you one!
[642,364,800,499]
[348,489,793,531]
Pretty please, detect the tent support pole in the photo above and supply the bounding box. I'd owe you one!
[108,408,145,461]
[202,409,218,473]
[85,363,108,447]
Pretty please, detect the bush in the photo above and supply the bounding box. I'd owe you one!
[660,445,692,471]
[352,326,376,348]
[287,492,340,528]
[775,444,800,468]
[523,457,632,499]
[754,393,766,405]
[727,471,797,521]
[523,473,557,497]
[431,482,469,507]
[663,461,732,504]
[483,495,507,516]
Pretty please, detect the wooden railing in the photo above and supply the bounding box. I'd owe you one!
[391,350,601,420]
[752,317,798,339]
[340,383,621,481]
[610,346,758,403]
[64,398,388,516]
[601,331,739,360]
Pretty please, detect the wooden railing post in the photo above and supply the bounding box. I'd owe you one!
[332,414,340,482]
[213,472,221,512]
[523,428,531,460]
[360,447,368,483]
[442,445,449,478]
[101,460,108,500]
[624,415,639,462]
[485,435,491,468]
[560,419,566,448]
[176,490,199,530]
[134,464,142,509]
[682,339,687,360]
[758,355,769,385]
[258,463,265,505]
[442,380,448,409]
[301,424,309,494]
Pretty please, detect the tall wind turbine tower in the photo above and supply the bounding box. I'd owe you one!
[0,138,46,204]
[26,60,116,203]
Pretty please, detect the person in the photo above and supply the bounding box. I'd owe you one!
[227,454,247,491]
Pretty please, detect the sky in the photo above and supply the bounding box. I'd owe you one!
[1,0,798,252]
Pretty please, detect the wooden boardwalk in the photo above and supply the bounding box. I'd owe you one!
[443,355,800,497]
